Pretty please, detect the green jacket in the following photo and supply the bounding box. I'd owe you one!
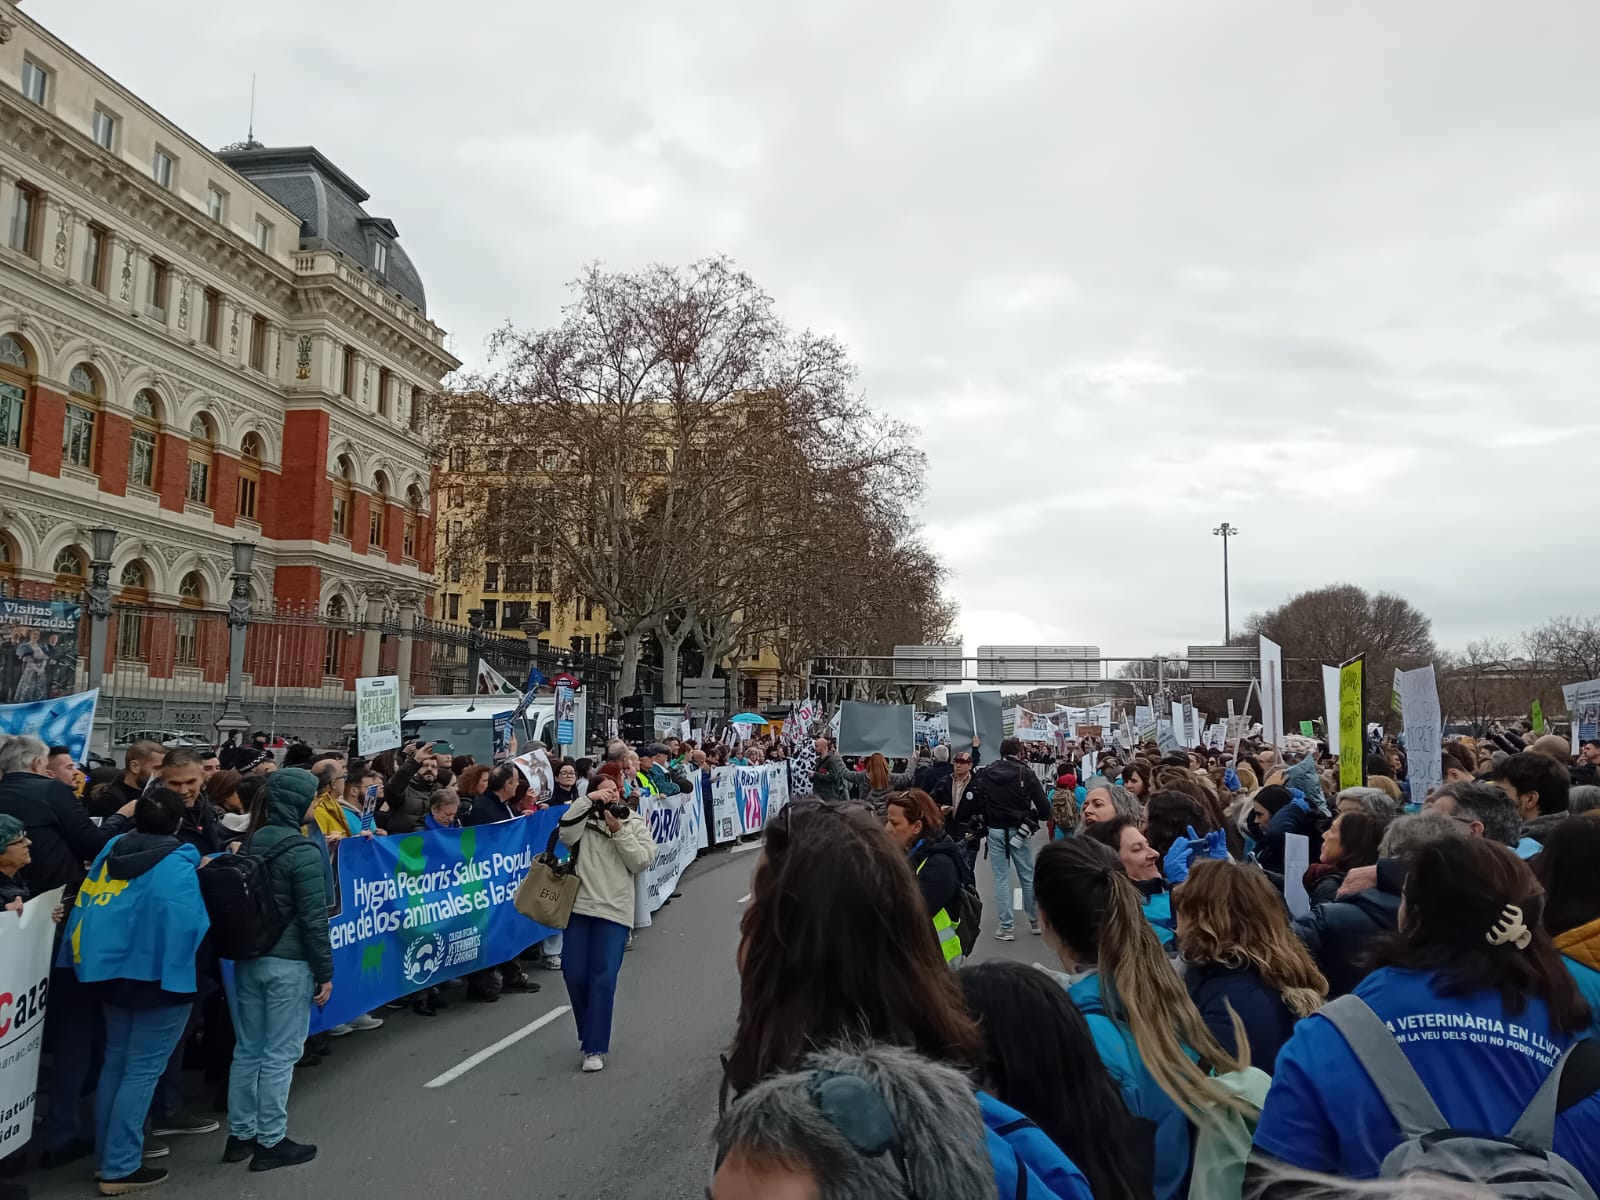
[248,768,334,985]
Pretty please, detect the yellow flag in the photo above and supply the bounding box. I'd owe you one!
[1339,657,1364,790]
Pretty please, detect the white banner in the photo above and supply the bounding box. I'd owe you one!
[1260,636,1285,748]
[1322,664,1343,757]
[356,675,402,756]
[707,763,790,845]
[1564,678,1600,749]
[0,888,64,1159]
[634,785,704,927]
[1397,665,1443,804]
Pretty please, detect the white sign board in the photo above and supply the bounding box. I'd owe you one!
[0,888,64,1159]
[1397,665,1443,804]
[355,675,402,756]
[1283,834,1311,919]
[1322,664,1343,757]
[1564,678,1600,750]
[1259,636,1285,748]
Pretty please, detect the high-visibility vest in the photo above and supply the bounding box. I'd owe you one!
[634,771,659,795]
[916,857,964,967]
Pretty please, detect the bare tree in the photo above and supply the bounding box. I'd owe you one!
[1526,616,1600,688]
[1437,638,1547,732]
[1244,584,1436,724]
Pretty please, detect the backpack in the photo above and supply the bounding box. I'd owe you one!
[955,883,983,956]
[979,1091,1096,1200]
[1320,994,1600,1200]
[1187,1065,1271,1200]
[197,836,308,960]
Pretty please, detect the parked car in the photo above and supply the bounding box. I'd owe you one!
[118,728,211,748]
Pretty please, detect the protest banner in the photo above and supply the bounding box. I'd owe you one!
[1013,708,1054,743]
[1283,835,1311,919]
[1157,720,1180,754]
[0,688,98,764]
[707,763,789,844]
[634,784,706,928]
[1564,678,1600,748]
[1397,665,1442,804]
[1339,656,1365,790]
[948,690,1003,757]
[1530,699,1545,735]
[0,888,65,1158]
[0,598,79,704]
[1322,664,1342,756]
[554,677,577,746]
[308,810,564,1033]
[1259,635,1284,748]
[355,675,401,756]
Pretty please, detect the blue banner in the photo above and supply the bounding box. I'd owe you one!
[307,806,565,1032]
[0,688,98,763]
[555,680,575,746]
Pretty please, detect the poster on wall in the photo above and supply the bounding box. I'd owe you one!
[0,599,79,704]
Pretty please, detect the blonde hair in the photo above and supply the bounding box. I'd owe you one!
[1174,860,1328,1018]
[1035,840,1256,1124]
[1367,774,1403,803]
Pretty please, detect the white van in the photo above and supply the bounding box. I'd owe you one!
[399,694,588,765]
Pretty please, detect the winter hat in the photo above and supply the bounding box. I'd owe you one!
[1254,784,1294,815]
[0,813,24,847]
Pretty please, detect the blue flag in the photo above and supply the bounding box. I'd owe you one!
[0,688,98,762]
[526,665,547,692]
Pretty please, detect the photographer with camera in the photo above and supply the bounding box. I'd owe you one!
[557,764,657,1073]
[955,737,1050,942]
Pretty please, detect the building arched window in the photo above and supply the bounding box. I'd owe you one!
[0,333,33,451]
[174,570,204,666]
[52,546,86,598]
[63,363,100,471]
[403,485,423,559]
[237,432,262,520]
[129,390,161,490]
[324,595,347,676]
[0,534,15,596]
[370,473,389,548]
[115,560,150,661]
[331,455,354,538]
[186,412,214,505]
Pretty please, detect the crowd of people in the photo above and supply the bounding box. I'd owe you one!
[10,711,1600,1197]
[709,722,1600,1198]
[0,729,679,1197]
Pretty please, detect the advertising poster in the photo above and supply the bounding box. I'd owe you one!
[0,599,79,704]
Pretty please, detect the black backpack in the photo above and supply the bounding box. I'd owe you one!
[955,883,983,956]
[198,836,307,960]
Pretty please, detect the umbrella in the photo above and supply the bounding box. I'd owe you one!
[729,712,768,725]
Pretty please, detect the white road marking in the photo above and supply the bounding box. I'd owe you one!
[1013,888,1024,910]
[737,893,751,904]
[731,840,763,854]
[424,1005,572,1088]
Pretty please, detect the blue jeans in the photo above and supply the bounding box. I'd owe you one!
[988,827,1037,931]
[227,957,313,1148]
[42,964,104,1150]
[561,914,629,1055]
[96,1004,191,1181]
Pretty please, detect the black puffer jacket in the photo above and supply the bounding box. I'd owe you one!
[909,833,968,920]
[956,758,1048,832]
[1292,882,1401,997]
[0,770,127,900]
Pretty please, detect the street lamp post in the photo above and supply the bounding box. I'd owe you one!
[85,526,117,755]
[214,540,256,746]
[1213,522,1238,642]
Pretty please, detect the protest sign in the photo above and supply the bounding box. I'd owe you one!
[1564,678,1600,748]
[0,888,65,1158]
[948,690,1003,757]
[1397,665,1442,804]
[308,810,564,1033]
[1259,636,1284,748]
[1531,700,1545,735]
[1157,720,1180,754]
[1283,835,1311,919]
[355,675,401,756]
[634,784,705,928]
[1013,708,1054,743]
[554,678,577,746]
[1299,721,1315,737]
[707,763,790,844]
[0,688,98,763]
[0,598,79,704]
[1339,656,1365,790]
[838,701,913,758]
[1322,664,1342,757]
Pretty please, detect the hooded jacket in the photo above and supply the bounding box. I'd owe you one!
[64,831,209,1006]
[248,768,333,985]
[957,757,1050,832]
[909,832,967,920]
[557,794,657,928]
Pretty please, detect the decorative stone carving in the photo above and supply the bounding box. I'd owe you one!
[228,308,239,356]
[296,334,312,381]
[52,208,68,269]
[26,510,59,539]
[176,275,190,331]
[119,246,132,301]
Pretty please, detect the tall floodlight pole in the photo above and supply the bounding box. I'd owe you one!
[1213,523,1238,642]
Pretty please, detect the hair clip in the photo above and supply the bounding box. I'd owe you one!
[1486,904,1532,951]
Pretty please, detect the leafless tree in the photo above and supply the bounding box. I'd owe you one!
[1437,638,1549,732]
[1525,616,1600,689]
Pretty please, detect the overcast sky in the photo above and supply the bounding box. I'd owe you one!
[37,1,1600,658]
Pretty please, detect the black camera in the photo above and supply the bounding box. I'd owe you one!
[593,799,630,821]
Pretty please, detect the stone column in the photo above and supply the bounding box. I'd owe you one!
[360,592,384,678]
[396,593,418,704]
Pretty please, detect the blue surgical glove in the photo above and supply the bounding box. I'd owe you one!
[1164,824,1204,886]
[1223,767,1241,792]
[1289,788,1312,813]
[1203,827,1230,860]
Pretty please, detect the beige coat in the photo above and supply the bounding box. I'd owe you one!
[558,796,657,928]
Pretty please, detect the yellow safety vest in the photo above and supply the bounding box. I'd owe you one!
[915,857,964,967]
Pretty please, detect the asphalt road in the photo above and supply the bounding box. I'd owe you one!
[27,831,1055,1200]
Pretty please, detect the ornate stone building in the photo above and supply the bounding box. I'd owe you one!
[0,1,457,738]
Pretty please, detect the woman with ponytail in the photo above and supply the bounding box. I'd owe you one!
[1033,838,1256,1200]
[1249,836,1600,1194]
